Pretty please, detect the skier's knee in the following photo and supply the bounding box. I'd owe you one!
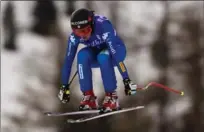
[97,54,110,64]
[78,48,91,62]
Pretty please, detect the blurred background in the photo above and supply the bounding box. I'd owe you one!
[1,1,204,132]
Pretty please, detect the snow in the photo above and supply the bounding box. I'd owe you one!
[1,6,59,129]
[128,47,160,83]
[117,1,165,46]
[1,50,24,116]
[1,33,59,132]
[12,1,36,30]
[165,96,192,119]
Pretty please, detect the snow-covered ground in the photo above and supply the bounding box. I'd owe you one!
[1,50,24,125]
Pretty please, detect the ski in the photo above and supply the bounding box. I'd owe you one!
[67,106,144,123]
[44,110,99,117]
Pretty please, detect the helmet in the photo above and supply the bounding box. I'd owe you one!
[70,8,94,30]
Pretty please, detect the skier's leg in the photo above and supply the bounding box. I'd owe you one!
[97,49,119,111]
[97,46,126,112]
[77,47,96,92]
[77,47,98,110]
[97,49,117,93]
[97,45,127,93]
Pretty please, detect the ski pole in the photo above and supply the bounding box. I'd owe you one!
[68,71,78,87]
[137,82,184,96]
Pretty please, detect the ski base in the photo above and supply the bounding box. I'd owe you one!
[67,106,144,123]
[44,109,99,117]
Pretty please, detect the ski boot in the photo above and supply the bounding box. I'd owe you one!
[100,92,121,114]
[79,90,99,111]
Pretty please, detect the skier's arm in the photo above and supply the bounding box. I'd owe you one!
[101,21,129,79]
[61,34,79,85]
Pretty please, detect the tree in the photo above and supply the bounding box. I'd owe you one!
[31,0,57,36]
[166,2,204,132]
[65,0,75,16]
[150,1,170,132]
[3,1,17,51]
[180,3,204,132]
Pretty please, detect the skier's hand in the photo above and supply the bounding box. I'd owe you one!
[123,78,137,96]
[58,84,70,103]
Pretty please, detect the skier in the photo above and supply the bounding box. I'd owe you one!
[58,8,137,112]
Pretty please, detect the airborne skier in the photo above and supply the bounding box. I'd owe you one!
[58,8,137,112]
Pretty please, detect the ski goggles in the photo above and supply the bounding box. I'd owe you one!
[72,25,92,38]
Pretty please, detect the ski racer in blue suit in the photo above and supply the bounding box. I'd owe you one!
[58,8,137,112]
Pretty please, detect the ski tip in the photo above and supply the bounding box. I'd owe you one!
[138,106,145,109]
[43,112,52,116]
[67,119,79,123]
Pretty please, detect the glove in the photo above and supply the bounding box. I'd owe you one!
[123,78,137,95]
[58,84,70,103]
